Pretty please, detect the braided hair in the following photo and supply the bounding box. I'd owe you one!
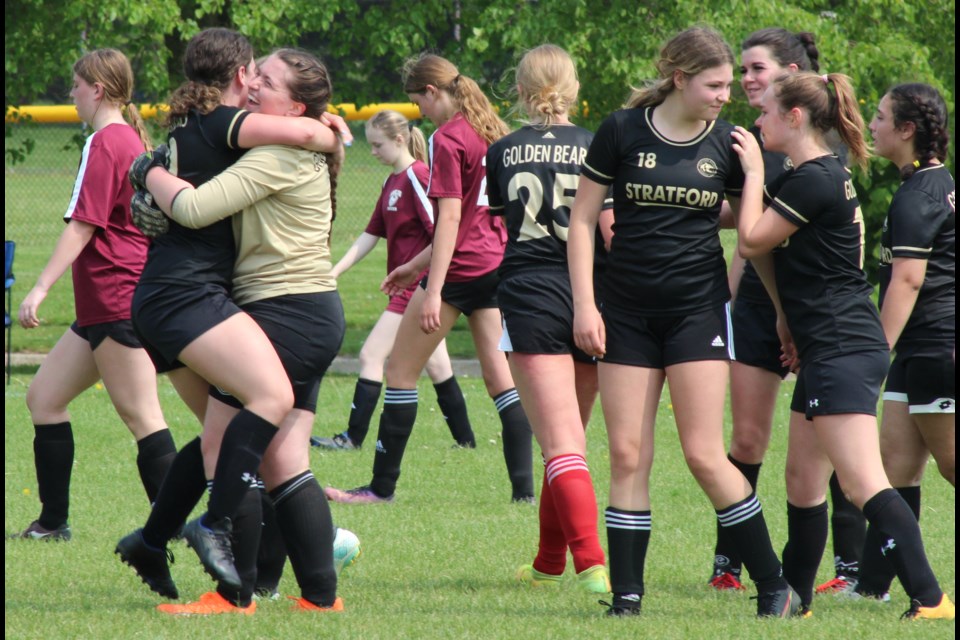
[886,83,950,179]
[742,28,820,72]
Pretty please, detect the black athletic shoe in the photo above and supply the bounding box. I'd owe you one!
[183,514,241,591]
[115,529,179,599]
[600,593,642,617]
[754,585,802,618]
[311,432,357,450]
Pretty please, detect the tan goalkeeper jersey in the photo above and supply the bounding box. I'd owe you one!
[169,144,336,305]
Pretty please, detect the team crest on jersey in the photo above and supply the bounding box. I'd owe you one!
[387,189,403,211]
[697,158,718,178]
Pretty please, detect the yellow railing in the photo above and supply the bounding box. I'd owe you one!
[6,103,421,124]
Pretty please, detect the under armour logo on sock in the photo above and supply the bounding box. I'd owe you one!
[880,538,897,556]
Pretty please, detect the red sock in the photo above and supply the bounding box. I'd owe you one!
[532,472,567,575]
[547,454,605,573]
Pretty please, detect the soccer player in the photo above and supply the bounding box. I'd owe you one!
[12,49,176,542]
[487,44,610,595]
[852,82,954,603]
[312,109,475,452]
[732,70,954,620]
[568,27,799,618]
[325,54,535,504]
[710,28,867,596]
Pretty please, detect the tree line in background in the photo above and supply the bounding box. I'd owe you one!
[5,0,955,278]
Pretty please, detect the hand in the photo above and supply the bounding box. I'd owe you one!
[18,286,48,329]
[381,263,421,296]
[130,189,169,238]
[573,305,606,359]
[419,290,442,334]
[128,144,170,191]
[776,314,800,372]
[730,126,763,178]
[320,113,353,146]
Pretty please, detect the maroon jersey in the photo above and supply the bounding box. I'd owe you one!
[427,113,506,281]
[366,160,435,274]
[63,123,149,325]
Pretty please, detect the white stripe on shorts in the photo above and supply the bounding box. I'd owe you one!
[498,317,513,353]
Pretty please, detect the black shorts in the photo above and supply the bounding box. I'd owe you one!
[498,269,593,363]
[210,291,345,413]
[420,270,499,316]
[731,299,789,378]
[791,350,889,420]
[601,302,733,368]
[884,348,955,414]
[70,319,142,351]
[132,282,242,374]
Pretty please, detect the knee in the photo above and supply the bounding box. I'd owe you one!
[730,424,769,463]
[25,385,66,424]
[609,443,645,480]
[933,454,955,487]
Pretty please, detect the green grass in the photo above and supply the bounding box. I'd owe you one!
[4,371,955,639]
[4,125,479,358]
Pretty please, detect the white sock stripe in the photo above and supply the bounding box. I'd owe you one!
[545,456,589,482]
[384,389,418,404]
[604,510,652,530]
[718,497,762,527]
[272,471,315,506]
[494,389,521,412]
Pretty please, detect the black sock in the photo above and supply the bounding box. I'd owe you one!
[34,422,74,529]
[142,437,207,548]
[208,410,277,523]
[370,388,418,497]
[136,429,177,504]
[829,471,866,578]
[781,501,828,607]
[605,507,651,596]
[434,376,475,447]
[217,479,262,607]
[716,493,786,592]
[858,485,921,597]
[713,455,762,575]
[256,484,287,595]
[345,378,382,447]
[862,488,941,606]
[494,388,534,500]
[271,471,337,607]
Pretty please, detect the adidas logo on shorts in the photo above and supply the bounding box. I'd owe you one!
[711,335,725,348]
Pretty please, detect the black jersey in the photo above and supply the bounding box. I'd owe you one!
[138,106,249,288]
[765,155,887,361]
[582,107,744,315]
[737,126,793,305]
[878,164,956,348]
[487,124,601,276]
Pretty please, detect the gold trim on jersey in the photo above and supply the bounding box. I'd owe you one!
[772,196,810,223]
[644,107,715,146]
[584,160,614,181]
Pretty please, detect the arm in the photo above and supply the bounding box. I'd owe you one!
[879,258,927,350]
[420,197,461,333]
[237,112,350,153]
[18,220,96,328]
[598,207,614,252]
[568,177,608,358]
[331,232,380,279]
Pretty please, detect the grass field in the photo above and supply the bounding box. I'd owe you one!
[4,370,955,639]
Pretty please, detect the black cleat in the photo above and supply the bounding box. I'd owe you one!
[754,585,803,618]
[311,432,358,450]
[600,593,642,617]
[183,515,241,591]
[115,529,179,599]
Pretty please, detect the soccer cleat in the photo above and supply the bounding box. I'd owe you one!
[516,564,563,588]
[709,571,747,591]
[156,591,255,616]
[289,595,344,612]
[253,588,281,601]
[799,605,814,618]
[754,585,803,618]
[901,594,955,621]
[577,565,611,594]
[512,495,536,505]
[844,586,891,603]
[115,529,179,599]
[311,432,357,450]
[815,575,857,594]
[182,514,241,590]
[324,485,394,504]
[333,527,361,575]
[599,594,642,617]
[10,520,72,541]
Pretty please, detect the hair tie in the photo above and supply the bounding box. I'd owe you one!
[408,121,414,132]
[822,74,830,84]
[454,74,462,85]
[913,159,921,168]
